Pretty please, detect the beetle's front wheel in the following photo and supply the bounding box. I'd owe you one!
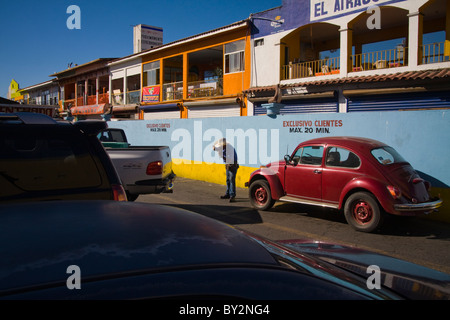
[249,180,275,211]
[344,192,384,233]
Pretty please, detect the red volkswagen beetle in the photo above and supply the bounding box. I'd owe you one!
[246,136,443,233]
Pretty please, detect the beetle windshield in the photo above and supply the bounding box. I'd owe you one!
[371,146,407,165]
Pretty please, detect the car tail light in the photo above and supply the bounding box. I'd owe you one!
[112,184,127,201]
[387,185,402,199]
[146,161,163,175]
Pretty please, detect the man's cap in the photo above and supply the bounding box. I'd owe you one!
[213,138,226,149]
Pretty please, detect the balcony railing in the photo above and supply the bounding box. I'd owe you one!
[65,93,110,108]
[163,81,183,101]
[87,95,97,105]
[98,93,109,104]
[160,79,225,101]
[351,46,407,72]
[282,41,450,81]
[188,78,223,98]
[126,90,140,104]
[85,93,109,105]
[422,42,446,64]
[281,57,340,80]
[282,47,408,80]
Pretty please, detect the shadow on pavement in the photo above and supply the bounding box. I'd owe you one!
[265,202,450,239]
[270,202,347,224]
[152,203,264,225]
[379,215,450,239]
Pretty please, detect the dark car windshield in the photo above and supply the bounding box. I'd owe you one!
[371,146,407,165]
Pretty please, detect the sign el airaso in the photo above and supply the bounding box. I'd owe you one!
[310,0,401,22]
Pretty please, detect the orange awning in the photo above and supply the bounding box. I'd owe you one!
[70,103,110,115]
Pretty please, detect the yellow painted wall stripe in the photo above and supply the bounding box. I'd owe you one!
[172,158,256,188]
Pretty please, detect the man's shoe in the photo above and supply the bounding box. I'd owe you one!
[220,194,230,199]
[229,197,236,203]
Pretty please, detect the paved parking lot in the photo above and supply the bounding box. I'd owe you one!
[138,177,450,274]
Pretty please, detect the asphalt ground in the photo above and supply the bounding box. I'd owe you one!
[138,177,450,275]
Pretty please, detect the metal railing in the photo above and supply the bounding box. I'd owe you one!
[126,90,140,104]
[187,78,223,98]
[351,46,407,72]
[422,42,446,64]
[282,41,449,81]
[163,81,183,101]
[281,57,340,80]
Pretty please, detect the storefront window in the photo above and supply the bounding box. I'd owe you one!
[225,39,245,74]
[143,61,160,87]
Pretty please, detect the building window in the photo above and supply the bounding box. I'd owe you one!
[254,39,264,47]
[143,61,160,87]
[225,39,245,74]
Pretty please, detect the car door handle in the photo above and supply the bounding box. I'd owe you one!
[314,169,322,174]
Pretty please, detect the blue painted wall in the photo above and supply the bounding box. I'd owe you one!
[108,109,450,188]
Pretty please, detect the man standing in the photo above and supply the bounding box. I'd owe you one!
[213,138,239,202]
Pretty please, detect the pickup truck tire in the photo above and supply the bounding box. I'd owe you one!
[249,180,275,211]
[344,192,384,233]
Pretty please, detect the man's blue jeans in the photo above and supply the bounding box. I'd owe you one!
[226,167,237,197]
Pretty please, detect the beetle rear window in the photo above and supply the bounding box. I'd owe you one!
[371,146,407,165]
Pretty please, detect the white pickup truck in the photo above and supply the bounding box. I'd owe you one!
[98,128,175,201]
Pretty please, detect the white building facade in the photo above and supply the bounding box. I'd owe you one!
[246,0,450,115]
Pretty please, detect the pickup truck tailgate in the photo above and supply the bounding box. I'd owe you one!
[105,146,174,195]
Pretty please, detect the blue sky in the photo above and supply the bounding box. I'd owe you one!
[0,0,281,98]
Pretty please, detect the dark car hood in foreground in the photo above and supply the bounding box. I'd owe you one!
[0,201,277,292]
[280,240,450,300]
[0,200,448,300]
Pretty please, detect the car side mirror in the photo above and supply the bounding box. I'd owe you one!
[284,155,292,164]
